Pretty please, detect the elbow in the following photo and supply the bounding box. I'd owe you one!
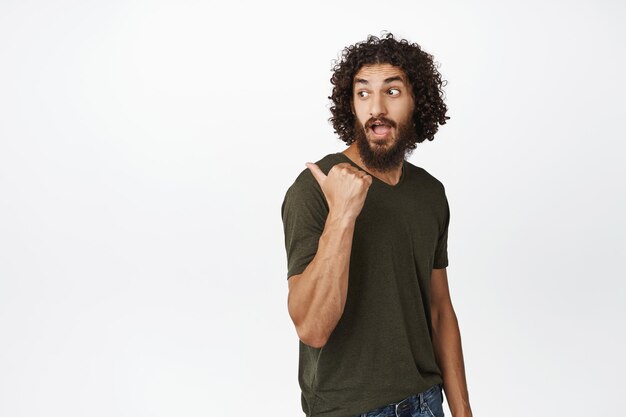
[288,299,332,348]
[287,291,342,349]
[295,324,329,349]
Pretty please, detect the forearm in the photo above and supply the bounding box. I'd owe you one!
[287,211,356,348]
[431,307,473,417]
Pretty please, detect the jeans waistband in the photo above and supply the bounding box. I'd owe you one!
[361,383,442,417]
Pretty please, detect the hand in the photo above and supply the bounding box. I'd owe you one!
[306,162,373,222]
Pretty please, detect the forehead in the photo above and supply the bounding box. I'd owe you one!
[353,63,408,84]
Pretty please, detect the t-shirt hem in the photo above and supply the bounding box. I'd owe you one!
[304,379,445,417]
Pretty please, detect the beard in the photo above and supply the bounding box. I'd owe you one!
[353,116,417,173]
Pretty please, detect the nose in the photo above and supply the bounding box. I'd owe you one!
[369,93,387,119]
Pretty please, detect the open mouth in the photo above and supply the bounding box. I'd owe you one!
[369,122,392,137]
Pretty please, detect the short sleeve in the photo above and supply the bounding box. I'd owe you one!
[433,191,450,269]
[280,177,329,279]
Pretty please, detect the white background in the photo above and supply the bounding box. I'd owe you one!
[1,0,625,416]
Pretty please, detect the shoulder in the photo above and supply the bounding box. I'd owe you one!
[286,153,343,194]
[296,153,343,182]
[405,160,447,194]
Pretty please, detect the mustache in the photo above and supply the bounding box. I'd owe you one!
[365,116,397,129]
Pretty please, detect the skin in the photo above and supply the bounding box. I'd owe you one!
[287,63,473,417]
[430,268,474,417]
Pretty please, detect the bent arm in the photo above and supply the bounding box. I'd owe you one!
[287,212,356,348]
[430,267,473,417]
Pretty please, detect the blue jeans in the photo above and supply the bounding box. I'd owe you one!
[357,383,445,417]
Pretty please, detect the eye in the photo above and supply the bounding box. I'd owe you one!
[356,91,369,98]
[388,88,400,96]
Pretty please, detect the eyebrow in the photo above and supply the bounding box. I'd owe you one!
[354,76,405,85]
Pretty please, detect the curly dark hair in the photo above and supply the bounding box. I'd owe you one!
[329,32,450,147]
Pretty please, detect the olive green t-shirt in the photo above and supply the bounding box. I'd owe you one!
[281,152,450,417]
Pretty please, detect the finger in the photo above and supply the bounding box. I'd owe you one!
[305,162,326,186]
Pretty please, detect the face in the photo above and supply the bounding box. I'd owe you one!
[352,63,416,172]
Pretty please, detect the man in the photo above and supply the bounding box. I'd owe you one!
[281,33,473,417]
